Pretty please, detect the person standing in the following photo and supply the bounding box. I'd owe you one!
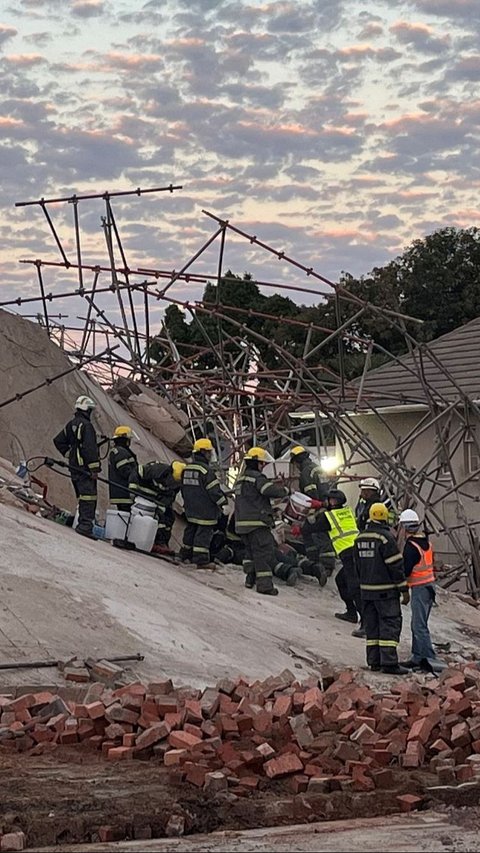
[398,509,441,672]
[129,460,186,555]
[108,426,138,510]
[355,478,382,532]
[180,438,227,567]
[354,503,409,675]
[53,395,100,539]
[235,447,288,595]
[316,489,362,632]
[289,446,334,583]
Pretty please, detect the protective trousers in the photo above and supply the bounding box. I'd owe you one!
[181,521,215,565]
[71,470,97,535]
[302,519,336,576]
[155,506,174,546]
[241,527,276,593]
[363,596,402,669]
[335,549,363,622]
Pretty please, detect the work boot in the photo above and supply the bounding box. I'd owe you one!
[179,548,193,563]
[382,665,409,675]
[151,544,174,556]
[257,588,279,596]
[317,568,328,588]
[244,573,255,589]
[334,611,357,624]
[370,665,381,672]
[286,567,302,587]
[76,528,98,541]
[399,659,420,670]
[351,627,366,639]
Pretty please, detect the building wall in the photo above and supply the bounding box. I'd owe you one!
[335,410,480,565]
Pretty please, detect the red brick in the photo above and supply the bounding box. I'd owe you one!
[147,679,173,695]
[204,770,228,793]
[123,733,136,747]
[252,711,273,734]
[370,749,393,767]
[201,719,220,738]
[350,723,375,744]
[236,715,254,734]
[136,722,170,750]
[451,721,471,748]
[156,696,179,716]
[98,826,125,842]
[0,831,27,851]
[272,695,293,719]
[78,721,96,741]
[371,768,395,789]
[289,714,314,747]
[59,731,78,745]
[85,702,105,720]
[265,753,303,778]
[7,694,35,712]
[200,688,219,718]
[185,761,208,787]
[437,766,456,784]
[431,738,452,754]
[104,723,125,740]
[105,704,139,725]
[185,699,203,724]
[401,741,425,768]
[164,749,187,766]
[256,742,275,758]
[168,730,202,750]
[164,711,184,729]
[108,746,134,761]
[288,774,309,794]
[456,764,474,782]
[64,666,90,682]
[219,694,239,715]
[396,794,423,813]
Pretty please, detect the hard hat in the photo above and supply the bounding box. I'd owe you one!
[359,477,380,490]
[369,502,389,522]
[172,460,187,482]
[290,445,307,457]
[399,509,420,527]
[244,447,274,463]
[327,488,346,506]
[75,395,96,411]
[193,437,214,453]
[113,425,132,440]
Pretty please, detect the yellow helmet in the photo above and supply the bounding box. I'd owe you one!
[113,425,133,440]
[172,460,187,482]
[290,445,306,457]
[244,447,274,463]
[369,502,389,523]
[193,437,214,453]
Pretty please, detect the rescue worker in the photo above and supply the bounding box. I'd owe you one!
[315,489,363,634]
[356,477,396,531]
[53,395,100,539]
[354,502,409,675]
[129,460,186,555]
[235,447,288,595]
[180,438,227,567]
[398,509,442,673]
[108,426,138,510]
[290,446,334,582]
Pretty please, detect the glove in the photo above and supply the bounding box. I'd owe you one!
[310,499,325,510]
[401,589,410,606]
[290,524,302,537]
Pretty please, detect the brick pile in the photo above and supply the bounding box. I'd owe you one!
[1,664,480,803]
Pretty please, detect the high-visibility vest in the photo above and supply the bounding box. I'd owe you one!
[325,508,359,556]
[408,541,435,587]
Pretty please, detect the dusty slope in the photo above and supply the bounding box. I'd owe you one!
[0,502,479,690]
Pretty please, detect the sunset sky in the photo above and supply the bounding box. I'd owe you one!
[1,0,479,328]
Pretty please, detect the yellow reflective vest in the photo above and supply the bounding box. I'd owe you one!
[325,507,359,555]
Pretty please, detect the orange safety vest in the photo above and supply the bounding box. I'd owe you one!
[408,541,435,587]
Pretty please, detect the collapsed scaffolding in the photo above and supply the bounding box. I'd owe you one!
[4,185,480,594]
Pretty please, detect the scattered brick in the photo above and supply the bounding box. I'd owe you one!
[264,753,303,778]
[0,832,26,851]
[396,794,423,813]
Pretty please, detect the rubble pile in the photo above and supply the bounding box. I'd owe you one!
[2,664,480,806]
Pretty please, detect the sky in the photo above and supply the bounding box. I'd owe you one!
[1,0,480,337]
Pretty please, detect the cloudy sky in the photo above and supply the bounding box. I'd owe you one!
[1,0,479,335]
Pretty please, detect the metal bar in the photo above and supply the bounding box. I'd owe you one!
[16,185,183,206]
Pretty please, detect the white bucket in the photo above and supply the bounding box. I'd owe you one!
[127,514,158,552]
[104,509,130,541]
[283,491,313,524]
[131,497,157,518]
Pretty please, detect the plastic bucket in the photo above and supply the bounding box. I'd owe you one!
[127,514,158,552]
[131,497,157,518]
[283,491,312,524]
[104,509,130,541]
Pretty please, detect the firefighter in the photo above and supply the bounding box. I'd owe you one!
[315,489,363,634]
[53,395,100,539]
[180,438,227,567]
[398,509,443,673]
[108,426,138,510]
[129,460,186,555]
[289,446,334,583]
[354,502,409,675]
[235,447,288,595]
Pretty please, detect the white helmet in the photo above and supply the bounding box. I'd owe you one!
[399,509,420,529]
[359,477,380,490]
[75,395,96,412]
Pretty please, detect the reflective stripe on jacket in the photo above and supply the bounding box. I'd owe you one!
[408,542,435,587]
[324,507,359,555]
